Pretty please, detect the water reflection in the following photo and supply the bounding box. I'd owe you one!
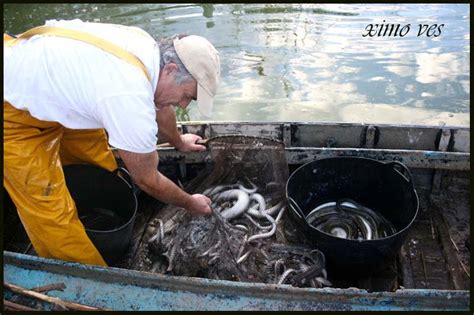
[3,3,470,126]
[415,52,464,84]
[201,3,214,18]
[201,4,215,29]
[340,103,469,126]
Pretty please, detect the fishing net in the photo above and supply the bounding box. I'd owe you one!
[142,135,331,287]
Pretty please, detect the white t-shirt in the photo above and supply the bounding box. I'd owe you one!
[4,19,160,153]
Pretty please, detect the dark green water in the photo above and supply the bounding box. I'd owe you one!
[4,3,470,126]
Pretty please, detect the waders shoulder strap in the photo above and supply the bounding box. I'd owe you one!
[4,25,151,82]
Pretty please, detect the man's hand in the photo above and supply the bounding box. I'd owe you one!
[175,134,207,152]
[186,194,212,216]
[156,107,207,152]
[118,149,211,216]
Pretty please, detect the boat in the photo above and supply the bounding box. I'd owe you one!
[3,121,470,311]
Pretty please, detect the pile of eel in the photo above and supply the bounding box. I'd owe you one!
[144,180,332,288]
[305,199,397,240]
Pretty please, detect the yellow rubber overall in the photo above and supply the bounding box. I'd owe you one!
[4,28,151,266]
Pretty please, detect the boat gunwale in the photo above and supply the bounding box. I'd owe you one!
[3,251,470,311]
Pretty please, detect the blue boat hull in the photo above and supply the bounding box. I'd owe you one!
[3,251,469,311]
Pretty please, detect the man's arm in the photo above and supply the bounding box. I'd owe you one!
[156,106,206,152]
[117,149,211,215]
[156,106,182,146]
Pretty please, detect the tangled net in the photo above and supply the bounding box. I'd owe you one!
[144,136,331,288]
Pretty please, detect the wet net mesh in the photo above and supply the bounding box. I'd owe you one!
[142,135,331,287]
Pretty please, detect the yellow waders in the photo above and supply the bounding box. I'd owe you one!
[4,28,151,266]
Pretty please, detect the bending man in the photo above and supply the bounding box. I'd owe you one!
[4,19,220,266]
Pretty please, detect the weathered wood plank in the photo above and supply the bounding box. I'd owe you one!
[294,124,366,148]
[376,126,440,150]
[409,169,434,193]
[176,121,469,152]
[403,219,453,290]
[285,148,469,170]
[4,251,470,311]
[155,147,469,171]
[451,129,470,153]
[429,192,470,290]
[209,123,283,139]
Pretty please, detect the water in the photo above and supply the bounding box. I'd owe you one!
[4,3,470,126]
[79,207,126,231]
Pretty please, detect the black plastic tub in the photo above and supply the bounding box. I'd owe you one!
[64,164,137,265]
[286,157,419,276]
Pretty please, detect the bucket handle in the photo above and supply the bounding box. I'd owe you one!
[113,167,135,191]
[287,196,306,221]
[385,161,414,187]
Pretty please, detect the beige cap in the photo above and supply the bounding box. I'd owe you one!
[173,35,220,117]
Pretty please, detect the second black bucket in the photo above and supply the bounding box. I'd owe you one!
[64,164,137,265]
[286,157,419,276]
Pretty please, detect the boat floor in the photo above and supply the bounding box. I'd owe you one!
[4,170,470,293]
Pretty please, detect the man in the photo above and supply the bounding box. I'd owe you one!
[3,19,220,266]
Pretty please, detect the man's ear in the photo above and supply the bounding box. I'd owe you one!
[163,63,178,75]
